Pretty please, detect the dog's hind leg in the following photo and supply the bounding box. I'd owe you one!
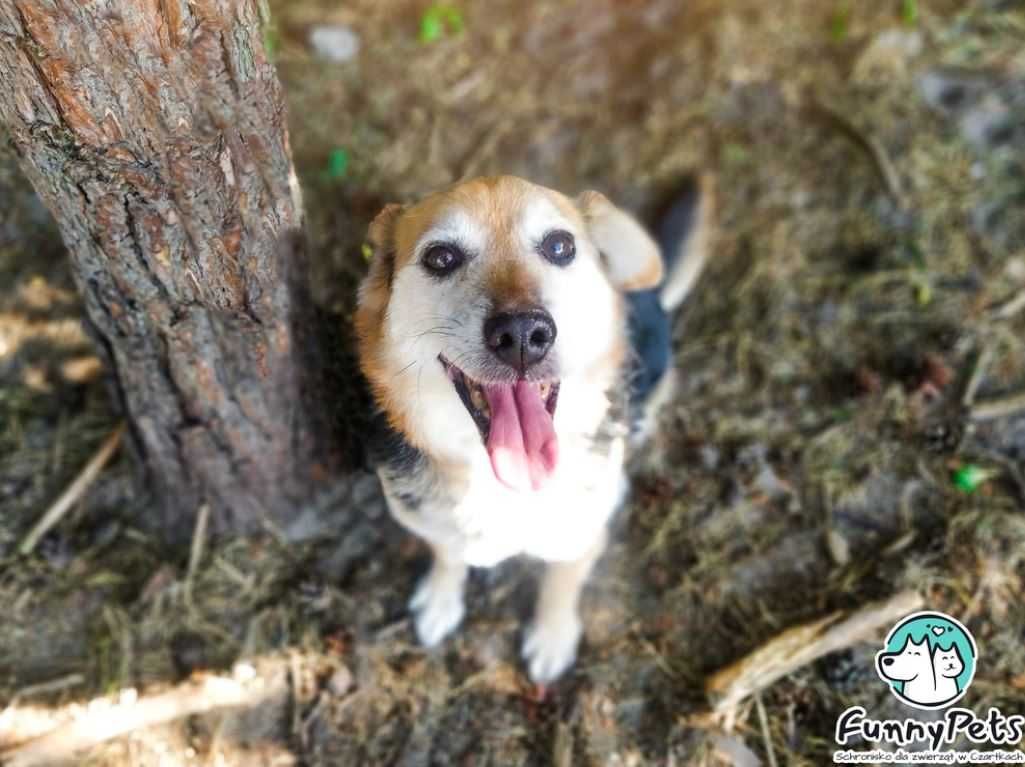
[523,529,607,683]
[410,542,468,647]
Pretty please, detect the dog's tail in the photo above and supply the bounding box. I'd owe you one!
[626,173,715,444]
[656,172,716,312]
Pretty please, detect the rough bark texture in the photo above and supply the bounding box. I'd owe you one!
[0,0,341,536]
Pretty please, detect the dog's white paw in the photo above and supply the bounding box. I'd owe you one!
[522,614,582,683]
[409,574,465,647]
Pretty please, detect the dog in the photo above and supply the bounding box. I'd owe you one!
[878,635,935,704]
[355,174,712,682]
[878,635,967,706]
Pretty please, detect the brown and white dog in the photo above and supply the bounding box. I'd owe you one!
[356,175,711,682]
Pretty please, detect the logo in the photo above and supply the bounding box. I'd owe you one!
[834,610,1024,764]
[875,611,977,710]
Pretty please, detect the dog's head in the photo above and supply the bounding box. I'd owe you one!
[877,635,932,682]
[356,175,661,492]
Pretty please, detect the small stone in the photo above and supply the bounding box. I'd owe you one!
[853,29,922,82]
[699,445,720,471]
[826,528,852,566]
[327,664,354,696]
[958,100,1016,151]
[1005,257,1025,281]
[309,25,360,63]
[918,69,988,114]
[468,632,506,669]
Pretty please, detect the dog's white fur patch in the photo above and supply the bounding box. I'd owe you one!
[409,551,468,646]
[413,208,490,263]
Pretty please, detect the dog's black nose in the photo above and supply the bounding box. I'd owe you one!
[484,310,556,373]
[883,657,894,666]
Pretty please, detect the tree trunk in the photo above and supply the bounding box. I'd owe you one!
[0,0,342,537]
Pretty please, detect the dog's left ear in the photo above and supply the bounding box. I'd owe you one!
[576,191,662,291]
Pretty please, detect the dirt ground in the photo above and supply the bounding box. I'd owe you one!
[2,1,1024,765]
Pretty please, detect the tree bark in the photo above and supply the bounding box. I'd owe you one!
[0,0,342,536]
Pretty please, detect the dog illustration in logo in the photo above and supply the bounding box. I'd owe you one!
[875,611,976,710]
[877,636,938,704]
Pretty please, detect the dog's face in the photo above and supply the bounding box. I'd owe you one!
[877,636,932,682]
[356,176,661,492]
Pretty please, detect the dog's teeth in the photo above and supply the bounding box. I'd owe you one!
[470,385,486,411]
[539,382,550,398]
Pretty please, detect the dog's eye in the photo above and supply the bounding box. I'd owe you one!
[539,230,575,266]
[422,244,465,276]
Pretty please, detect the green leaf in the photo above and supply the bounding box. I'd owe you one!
[830,6,850,42]
[952,464,994,494]
[326,148,349,180]
[914,277,932,306]
[419,11,444,43]
[444,6,465,35]
[420,5,464,44]
[263,24,280,59]
[901,0,918,25]
[722,142,750,167]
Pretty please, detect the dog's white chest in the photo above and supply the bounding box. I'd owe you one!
[457,461,624,565]
[383,436,627,567]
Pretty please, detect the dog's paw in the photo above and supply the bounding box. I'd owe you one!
[522,613,582,683]
[409,574,465,647]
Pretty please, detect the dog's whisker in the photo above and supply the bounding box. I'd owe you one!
[448,350,481,373]
[409,327,458,341]
[411,333,459,351]
[424,314,465,328]
[392,360,418,380]
[408,324,458,339]
[415,364,424,414]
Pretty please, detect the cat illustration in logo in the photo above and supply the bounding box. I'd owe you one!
[875,611,976,710]
[932,644,966,702]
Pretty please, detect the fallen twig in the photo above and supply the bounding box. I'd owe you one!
[0,674,85,717]
[992,289,1025,321]
[0,669,279,767]
[962,346,992,408]
[969,390,1025,422]
[806,98,907,209]
[19,423,126,555]
[755,693,779,767]
[184,503,211,608]
[705,590,923,715]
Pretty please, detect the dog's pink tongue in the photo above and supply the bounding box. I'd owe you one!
[484,381,559,492]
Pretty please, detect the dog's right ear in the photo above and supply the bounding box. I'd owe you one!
[365,203,404,285]
[358,203,404,312]
[356,203,404,354]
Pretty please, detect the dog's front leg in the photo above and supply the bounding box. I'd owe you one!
[410,541,468,646]
[523,529,607,683]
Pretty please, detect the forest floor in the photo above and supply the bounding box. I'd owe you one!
[2,1,1024,765]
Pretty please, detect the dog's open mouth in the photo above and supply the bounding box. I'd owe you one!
[440,355,560,492]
